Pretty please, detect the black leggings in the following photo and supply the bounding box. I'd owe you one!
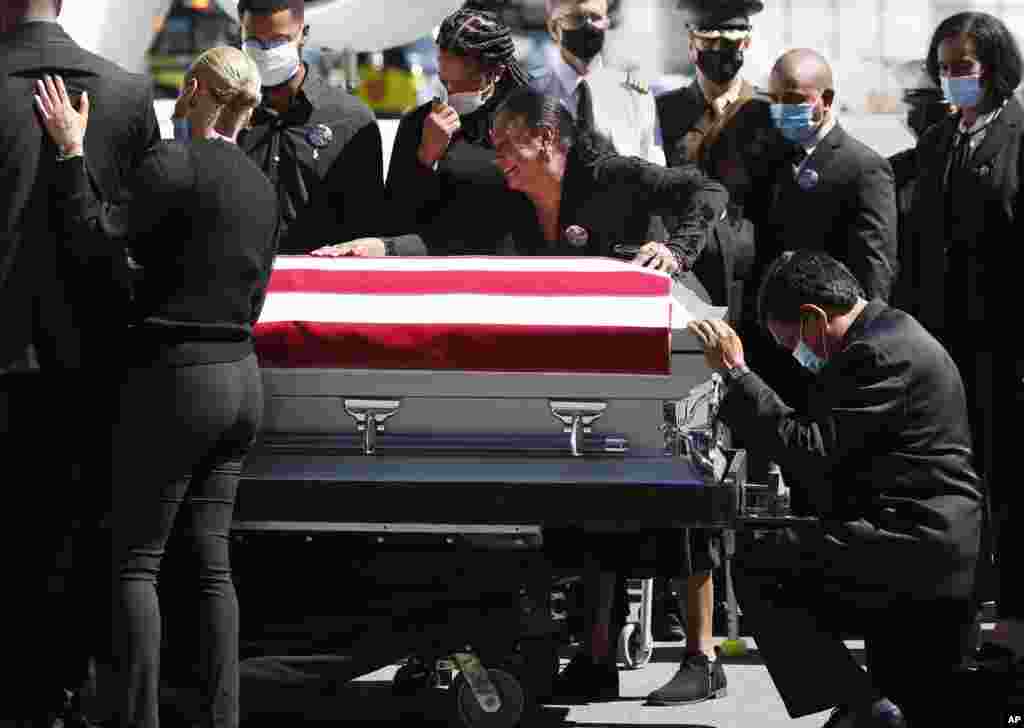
[110,354,261,728]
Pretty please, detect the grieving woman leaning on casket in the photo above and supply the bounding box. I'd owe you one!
[490,86,728,699]
[492,87,728,273]
[314,2,533,258]
[34,47,278,728]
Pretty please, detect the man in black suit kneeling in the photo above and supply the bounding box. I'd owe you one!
[689,251,982,728]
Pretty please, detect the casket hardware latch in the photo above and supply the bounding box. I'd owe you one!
[343,399,402,455]
[549,401,607,457]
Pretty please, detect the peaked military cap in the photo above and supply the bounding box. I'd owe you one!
[681,0,764,40]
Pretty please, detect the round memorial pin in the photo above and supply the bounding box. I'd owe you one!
[306,123,333,149]
[564,225,589,247]
[797,166,820,191]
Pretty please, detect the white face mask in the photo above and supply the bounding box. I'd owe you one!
[244,39,302,88]
[440,80,494,117]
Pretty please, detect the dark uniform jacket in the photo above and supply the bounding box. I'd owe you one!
[511,146,728,268]
[385,96,532,255]
[761,123,899,303]
[656,80,785,314]
[719,300,983,600]
[0,21,159,370]
[240,63,399,255]
[905,96,1024,615]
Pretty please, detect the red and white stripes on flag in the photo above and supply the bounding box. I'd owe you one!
[254,256,675,374]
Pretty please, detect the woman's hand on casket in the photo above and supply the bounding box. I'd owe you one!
[632,242,680,275]
[34,74,88,158]
[688,319,747,374]
[310,238,388,258]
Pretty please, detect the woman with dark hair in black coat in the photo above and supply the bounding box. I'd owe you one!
[380,2,535,255]
[490,86,727,700]
[905,10,1023,657]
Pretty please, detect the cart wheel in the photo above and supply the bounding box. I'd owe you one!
[719,638,748,658]
[617,622,653,670]
[452,668,526,728]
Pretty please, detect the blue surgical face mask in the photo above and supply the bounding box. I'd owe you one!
[770,102,820,144]
[941,74,983,109]
[792,316,828,373]
[792,339,826,373]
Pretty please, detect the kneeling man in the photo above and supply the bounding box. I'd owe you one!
[688,250,982,727]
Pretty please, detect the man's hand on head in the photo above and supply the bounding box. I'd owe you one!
[687,319,747,374]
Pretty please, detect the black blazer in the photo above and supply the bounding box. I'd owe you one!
[761,123,899,303]
[719,300,983,600]
[385,98,533,255]
[512,148,728,269]
[0,21,160,370]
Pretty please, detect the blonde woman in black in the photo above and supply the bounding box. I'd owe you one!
[36,46,278,728]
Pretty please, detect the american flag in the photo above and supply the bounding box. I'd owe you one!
[254,256,677,374]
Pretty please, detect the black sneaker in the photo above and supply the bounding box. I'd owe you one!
[551,654,619,702]
[645,651,727,705]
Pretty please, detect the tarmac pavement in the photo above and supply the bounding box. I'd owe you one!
[180,636,860,727]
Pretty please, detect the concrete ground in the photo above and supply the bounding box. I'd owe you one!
[167,635,871,727]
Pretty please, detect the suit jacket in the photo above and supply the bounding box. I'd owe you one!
[761,123,899,303]
[510,148,727,271]
[530,61,664,163]
[0,21,159,370]
[719,300,983,600]
[656,80,785,313]
[384,96,533,255]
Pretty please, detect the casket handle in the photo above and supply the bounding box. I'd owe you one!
[549,401,607,457]
[342,399,403,455]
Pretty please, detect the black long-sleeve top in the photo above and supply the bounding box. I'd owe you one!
[385,97,534,254]
[55,139,280,366]
[511,146,728,269]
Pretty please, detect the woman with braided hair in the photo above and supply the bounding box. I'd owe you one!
[35,45,278,728]
[382,1,535,255]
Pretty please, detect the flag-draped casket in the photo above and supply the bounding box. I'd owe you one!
[240,256,737,529]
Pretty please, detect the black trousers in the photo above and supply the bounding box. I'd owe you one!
[734,526,975,725]
[110,354,261,728]
[0,368,117,719]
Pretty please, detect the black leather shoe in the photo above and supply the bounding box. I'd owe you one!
[645,651,727,705]
[551,654,619,702]
[821,698,906,728]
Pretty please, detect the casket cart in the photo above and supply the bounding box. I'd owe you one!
[231,257,794,727]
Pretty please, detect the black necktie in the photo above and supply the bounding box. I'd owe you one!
[576,79,596,132]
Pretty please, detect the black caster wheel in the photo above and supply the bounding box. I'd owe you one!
[452,668,526,728]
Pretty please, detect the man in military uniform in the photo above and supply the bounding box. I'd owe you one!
[647,0,786,707]
[237,0,423,256]
[531,0,664,164]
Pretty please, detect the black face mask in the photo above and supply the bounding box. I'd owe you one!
[562,23,605,63]
[696,47,745,85]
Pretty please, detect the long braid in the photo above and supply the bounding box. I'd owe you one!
[437,3,531,89]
